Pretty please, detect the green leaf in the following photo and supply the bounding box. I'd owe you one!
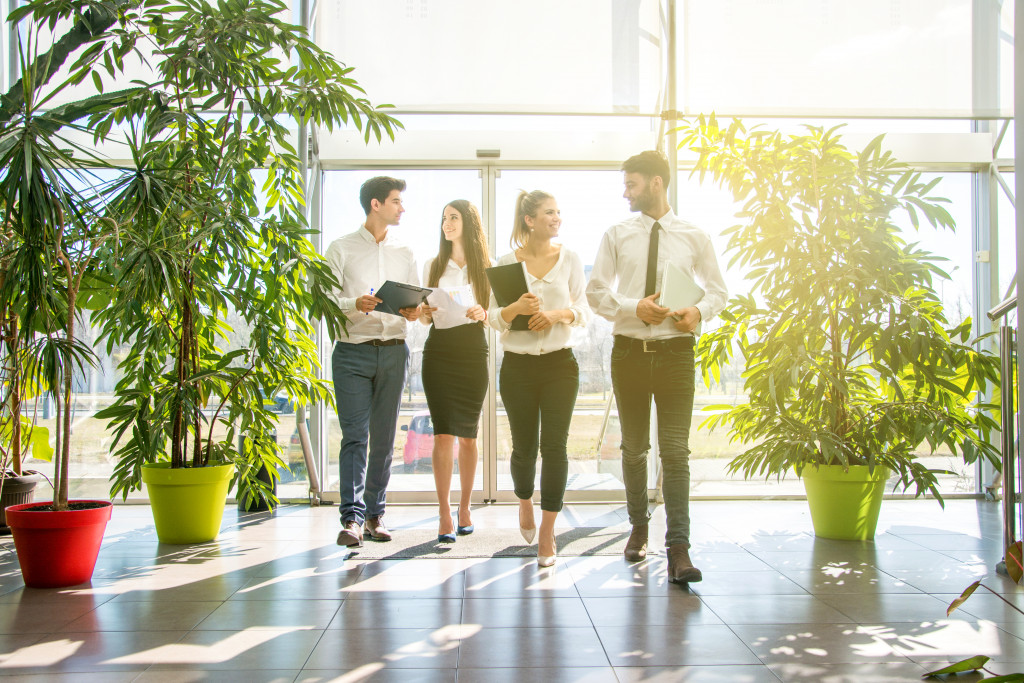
[1007,542,1024,583]
[27,422,53,463]
[922,655,989,676]
[947,581,981,616]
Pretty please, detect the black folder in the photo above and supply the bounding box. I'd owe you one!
[485,262,531,331]
[374,280,432,316]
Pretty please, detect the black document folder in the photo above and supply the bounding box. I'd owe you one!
[374,280,432,316]
[485,262,531,331]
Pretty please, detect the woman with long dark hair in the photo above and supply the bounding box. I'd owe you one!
[420,200,491,542]
[488,190,590,566]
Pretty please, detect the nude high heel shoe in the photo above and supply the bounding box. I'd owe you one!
[538,533,556,567]
[519,502,536,544]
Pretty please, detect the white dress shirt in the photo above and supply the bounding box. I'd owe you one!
[325,227,419,344]
[487,247,591,355]
[422,258,479,329]
[586,209,728,339]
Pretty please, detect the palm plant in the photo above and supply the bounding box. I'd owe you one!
[72,0,401,506]
[0,26,139,509]
[680,116,1001,502]
[0,0,399,510]
[0,222,50,479]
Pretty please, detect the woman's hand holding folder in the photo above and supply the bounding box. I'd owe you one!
[501,292,540,324]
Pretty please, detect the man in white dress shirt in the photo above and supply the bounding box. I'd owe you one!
[587,151,728,583]
[325,177,421,547]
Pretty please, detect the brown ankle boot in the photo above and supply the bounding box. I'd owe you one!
[624,523,649,562]
[364,516,392,541]
[336,520,363,547]
[667,544,702,584]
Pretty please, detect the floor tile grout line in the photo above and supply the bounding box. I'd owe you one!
[579,581,621,673]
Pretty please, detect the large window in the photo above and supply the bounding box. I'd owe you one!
[20,0,1009,505]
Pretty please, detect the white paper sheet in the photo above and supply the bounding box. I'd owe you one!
[426,284,476,329]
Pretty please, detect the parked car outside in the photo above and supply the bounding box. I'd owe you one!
[401,411,434,472]
[282,423,309,483]
[400,411,461,473]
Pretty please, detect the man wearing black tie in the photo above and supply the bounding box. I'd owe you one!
[586,151,728,584]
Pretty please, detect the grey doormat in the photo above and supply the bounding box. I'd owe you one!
[344,525,639,559]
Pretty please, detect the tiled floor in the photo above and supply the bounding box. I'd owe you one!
[0,498,1019,681]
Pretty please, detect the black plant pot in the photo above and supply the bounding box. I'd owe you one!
[237,464,276,512]
[0,471,43,533]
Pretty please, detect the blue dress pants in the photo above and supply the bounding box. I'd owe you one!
[332,341,409,525]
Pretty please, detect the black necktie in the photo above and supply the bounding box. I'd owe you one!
[644,221,661,297]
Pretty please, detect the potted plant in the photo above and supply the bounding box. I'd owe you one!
[680,116,1001,540]
[0,21,144,584]
[82,0,399,543]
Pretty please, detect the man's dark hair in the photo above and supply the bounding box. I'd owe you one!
[359,176,407,215]
[621,150,671,188]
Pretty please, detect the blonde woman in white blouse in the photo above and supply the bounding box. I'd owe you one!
[419,200,491,544]
[488,190,591,567]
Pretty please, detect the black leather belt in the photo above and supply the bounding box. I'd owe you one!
[359,338,405,347]
[614,335,694,353]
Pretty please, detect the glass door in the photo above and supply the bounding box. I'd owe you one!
[490,170,629,502]
[319,169,486,501]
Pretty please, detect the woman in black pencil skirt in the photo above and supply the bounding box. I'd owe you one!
[420,200,491,543]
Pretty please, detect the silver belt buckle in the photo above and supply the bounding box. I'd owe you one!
[642,339,655,353]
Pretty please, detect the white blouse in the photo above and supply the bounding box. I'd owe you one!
[423,257,480,328]
[487,247,591,355]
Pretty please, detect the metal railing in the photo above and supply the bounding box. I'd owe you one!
[988,295,1017,570]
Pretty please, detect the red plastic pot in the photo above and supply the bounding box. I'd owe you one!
[5,500,112,588]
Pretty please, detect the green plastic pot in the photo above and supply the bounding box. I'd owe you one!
[800,464,890,541]
[142,462,234,544]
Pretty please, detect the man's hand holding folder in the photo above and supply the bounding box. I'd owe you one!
[362,280,430,321]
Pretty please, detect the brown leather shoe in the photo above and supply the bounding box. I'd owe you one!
[667,544,702,584]
[336,520,363,547]
[364,516,393,542]
[624,523,649,562]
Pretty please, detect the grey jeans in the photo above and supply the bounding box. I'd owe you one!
[611,336,695,547]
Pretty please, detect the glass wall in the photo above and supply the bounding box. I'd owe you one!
[15,0,1009,504]
[46,164,983,503]
[491,170,630,496]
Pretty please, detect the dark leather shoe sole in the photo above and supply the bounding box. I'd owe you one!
[668,568,703,584]
[364,530,393,542]
[336,530,363,547]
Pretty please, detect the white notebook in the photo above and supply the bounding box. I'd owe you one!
[660,262,705,334]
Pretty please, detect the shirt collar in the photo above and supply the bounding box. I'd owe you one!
[530,247,565,284]
[640,209,675,231]
[357,224,389,244]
